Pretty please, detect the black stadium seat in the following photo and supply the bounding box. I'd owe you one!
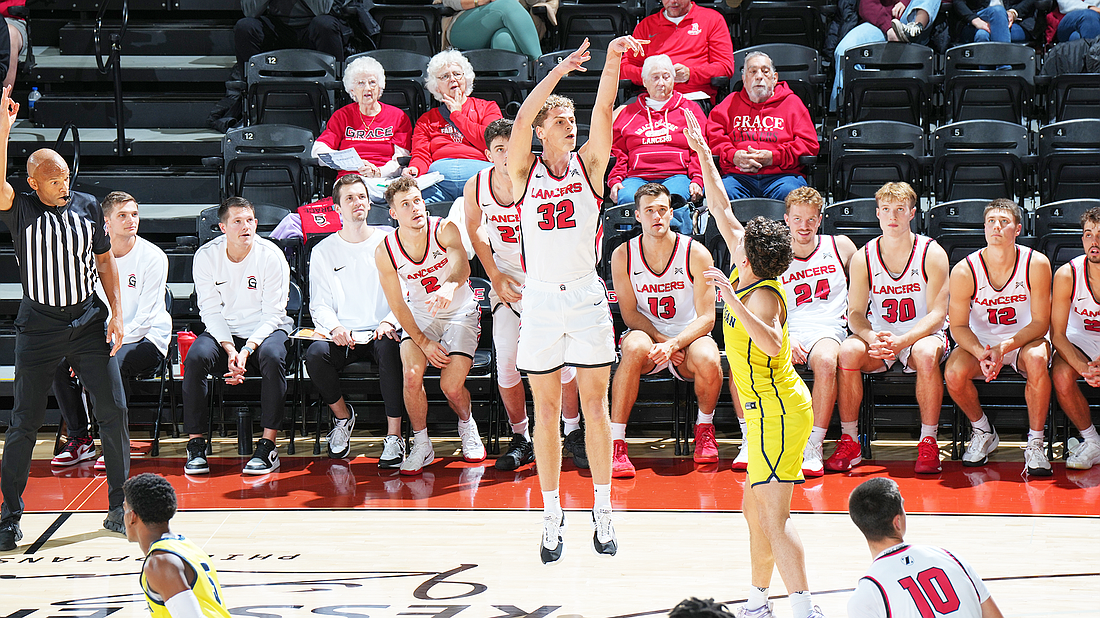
[351,49,430,123]
[830,121,926,202]
[841,42,936,130]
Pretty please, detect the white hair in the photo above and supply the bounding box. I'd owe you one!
[641,54,675,83]
[742,51,775,74]
[343,56,386,99]
[425,49,475,101]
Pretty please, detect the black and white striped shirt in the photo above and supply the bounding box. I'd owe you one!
[0,191,110,307]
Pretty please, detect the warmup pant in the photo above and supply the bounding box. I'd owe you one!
[1,295,129,523]
[234,14,346,67]
[305,337,405,419]
[53,338,164,438]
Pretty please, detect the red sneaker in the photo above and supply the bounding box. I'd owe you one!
[915,436,942,474]
[824,434,863,472]
[611,439,635,478]
[693,423,719,463]
[51,436,96,467]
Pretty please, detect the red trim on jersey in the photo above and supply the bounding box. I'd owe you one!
[863,576,892,618]
[483,168,513,208]
[1070,259,1079,304]
[1024,246,1033,291]
[574,152,604,201]
[541,155,569,182]
[685,237,695,284]
[639,233,681,278]
[978,246,1021,293]
[965,254,978,301]
[875,236,920,283]
[394,217,433,265]
[625,236,633,273]
[432,217,446,256]
[875,543,911,560]
[942,548,982,598]
[383,236,399,271]
[1085,256,1100,305]
[919,237,931,283]
[792,235,822,263]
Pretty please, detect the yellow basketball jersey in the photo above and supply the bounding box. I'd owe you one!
[722,275,813,420]
[141,534,231,618]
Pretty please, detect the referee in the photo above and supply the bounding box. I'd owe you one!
[0,86,130,551]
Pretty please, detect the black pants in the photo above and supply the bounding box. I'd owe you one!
[304,337,404,419]
[53,338,164,438]
[234,14,345,67]
[182,330,290,436]
[1,296,129,522]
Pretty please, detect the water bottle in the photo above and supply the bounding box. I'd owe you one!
[27,87,40,123]
[237,407,253,456]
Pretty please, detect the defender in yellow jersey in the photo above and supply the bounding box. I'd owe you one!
[123,473,230,618]
[684,109,824,618]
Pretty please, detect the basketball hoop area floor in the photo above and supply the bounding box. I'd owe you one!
[2,439,1098,618]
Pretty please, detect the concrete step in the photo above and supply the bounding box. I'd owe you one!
[59,21,236,57]
[33,93,221,129]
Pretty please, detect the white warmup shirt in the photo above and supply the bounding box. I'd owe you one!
[192,235,292,343]
[96,236,172,356]
[309,227,397,332]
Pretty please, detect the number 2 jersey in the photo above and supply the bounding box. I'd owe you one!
[627,233,696,338]
[847,544,990,618]
[780,235,848,343]
[382,216,476,319]
[866,235,943,338]
[965,245,1036,348]
[1065,254,1100,361]
[517,153,602,284]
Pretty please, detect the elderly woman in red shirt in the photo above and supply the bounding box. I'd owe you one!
[313,55,413,184]
[406,49,503,203]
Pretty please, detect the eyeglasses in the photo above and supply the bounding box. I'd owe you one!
[353,79,378,89]
[436,71,464,81]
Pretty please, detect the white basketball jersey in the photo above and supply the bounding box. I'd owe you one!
[382,216,475,318]
[867,235,940,337]
[1065,255,1100,360]
[627,233,697,339]
[476,167,523,272]
[848,544,989,618]
[518,153,602,284]
[780,235,848,336]
[966,246,1035,348]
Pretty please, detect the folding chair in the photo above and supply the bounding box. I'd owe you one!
[943,42,1036,125]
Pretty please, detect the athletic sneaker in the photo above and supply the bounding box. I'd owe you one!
[802,440,824,478]
[400,436,435,475]
[693,423,719,464]
[458,419,487,462]
[806,607,826,618]
[183,437,209,475]
[734,602,774,618]
[962,426,999,467]
[891,18,923,42]
[379,435,405,469]
[244,438,280,475]
[611,439,635,478]
[541,512,566,565]
[1067,438,1100,470]
[327,405,356,459]
[731,442,749,472]
[824,434,863,472]
[563,426,589,469]
[495,433,534,470]
[103,506,125,534]
[914,436,942,474]
[591,507,617,556]
[0,519,22,552]
[94,455,106,471]
[51,436,96,467]
[1024,438,1052,477]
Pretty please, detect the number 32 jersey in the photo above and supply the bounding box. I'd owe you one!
[517,153,601,284]
[866,235,942,338]
[848,544,990,618]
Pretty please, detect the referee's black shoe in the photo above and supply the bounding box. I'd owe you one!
[563,426,589,469]
[244,439,280,474]
[495,433,535,470]
[103,506,125,534]
[0,519,22,551]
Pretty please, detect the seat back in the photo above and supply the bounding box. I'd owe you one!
[351,50,430,121]
[1038,119,1100,204]
[830,121,925,201]
[600,203,640,279]
[246,50,339,134]
[733,43,822,114]
[465,49,532,118]
[740,1,825,49]
[842,42,935,129]
[944,43,1036,124]
[1034,198,1100,238]
[1049,73,1100,123]
[932,120,1029,204]
[371,4,442,56]
[925,199,992,237]
[823,197,915,250]
[197,203,293,246]
[1039,232,1084,269]
[222,124,316,209]
[730,198,786,222]
[556,4,635,51]
[935,231,988,267]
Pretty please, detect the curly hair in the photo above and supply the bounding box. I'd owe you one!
[343,56,386,99]
[1082,207,1100,228]
[533,94,575,129]
[744,216,793,280]
[123,473,177,525]
[384,175,420,206]
[668,598,736,618]
[425,49,475,101]
[784,186,824,215]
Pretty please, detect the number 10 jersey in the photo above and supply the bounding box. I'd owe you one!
[517,153,601,284]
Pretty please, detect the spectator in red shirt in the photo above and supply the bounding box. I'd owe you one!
[406,50,502,203]
[313,56,414,187]
[706,52,818,202]
[620,0,735,103]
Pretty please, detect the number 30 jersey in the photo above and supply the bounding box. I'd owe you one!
[866,234,941,338]
[627,233,696,338]
[780,235,848,342]
[383,216,475,319]
[848,544,990,618]
[517,153,601,284]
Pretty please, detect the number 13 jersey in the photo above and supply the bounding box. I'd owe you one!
[866,235,941,337]
[627,233,696,338]
[517,153,601,284]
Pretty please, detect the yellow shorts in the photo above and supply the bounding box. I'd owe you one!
[746,410,812,487]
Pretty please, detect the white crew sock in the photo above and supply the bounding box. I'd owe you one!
[1081,425,1100,443]
[563,415,581,436]
[542,489,562,519]
[593,483,612,511]
[841,421,859,439]
[697,410,714,425]
[972,414,992,434]
[789,590,812,618]
[809,426,827,447]
[611,422,627,442]
[920,423,938,441]
[746,586,769,612]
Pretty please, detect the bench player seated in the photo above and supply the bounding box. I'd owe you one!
[377,176,486,475]
[1050,206,1100,471]
[609,182,722,477]
[945,199,1053,476]
[777,186,856,477]
[833,182,950,474]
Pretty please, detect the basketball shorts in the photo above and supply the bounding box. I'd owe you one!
[402,304,481,359]
[517,272,615,374]
[868,330,950,374]
[746,409,813,487]
[788,323,847,366]
[973,336,1051,377]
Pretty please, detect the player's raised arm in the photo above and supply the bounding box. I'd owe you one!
[0,84,19,211]
[683,109,742,252]
[579,36,646,193]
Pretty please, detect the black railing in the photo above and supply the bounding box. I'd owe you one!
[93,0,130,153]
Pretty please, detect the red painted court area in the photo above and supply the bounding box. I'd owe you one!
[29,456,1100,516]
